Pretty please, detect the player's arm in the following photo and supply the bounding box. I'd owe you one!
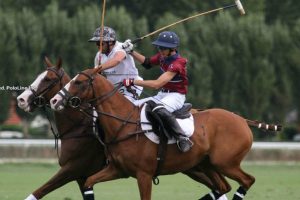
[100,51,126,70]
[134,71,176,90]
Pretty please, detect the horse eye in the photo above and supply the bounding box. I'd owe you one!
[74,80,81,85]
[44,77,51,82]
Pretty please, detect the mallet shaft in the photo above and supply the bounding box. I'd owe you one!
[132,1,245,44]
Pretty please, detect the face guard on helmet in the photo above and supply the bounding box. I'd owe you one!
[152,31,180,49]
[88,26,116,42]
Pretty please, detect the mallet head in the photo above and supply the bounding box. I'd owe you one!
[235,0,246,15]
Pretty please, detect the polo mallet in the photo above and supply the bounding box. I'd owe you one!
[131,0,245,44]
[97,0,106,67]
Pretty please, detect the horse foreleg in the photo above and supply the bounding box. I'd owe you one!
[77,178,95,200]
[136,171,153,200]
[25,167,74,200]
[84,163,120,188]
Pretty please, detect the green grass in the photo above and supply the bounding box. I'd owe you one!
[0,162,299,200]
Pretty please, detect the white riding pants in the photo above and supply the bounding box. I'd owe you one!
[134,91,186,112]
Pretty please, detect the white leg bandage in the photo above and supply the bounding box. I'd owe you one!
[24,194,38,200]
[218,194,229,200]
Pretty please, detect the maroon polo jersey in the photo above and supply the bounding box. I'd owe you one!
[150,53,188,94]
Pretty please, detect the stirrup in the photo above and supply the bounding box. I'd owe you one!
[177,137,193,152]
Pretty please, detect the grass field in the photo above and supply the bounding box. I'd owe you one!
[0,162,299,200]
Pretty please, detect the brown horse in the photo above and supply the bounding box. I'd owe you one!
[50,67,281,200]
[17,57,105,200]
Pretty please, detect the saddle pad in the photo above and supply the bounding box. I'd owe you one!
[140,104,194,144]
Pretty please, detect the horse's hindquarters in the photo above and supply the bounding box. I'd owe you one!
[194,109,253,166]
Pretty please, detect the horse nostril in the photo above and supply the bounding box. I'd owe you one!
[52,99,57,105]
[18,98,25,103]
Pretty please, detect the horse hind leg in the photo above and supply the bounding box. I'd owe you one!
[77,178,95,200]
[184,169,231,200]
[218,166,255,200]
[184,160,231,200]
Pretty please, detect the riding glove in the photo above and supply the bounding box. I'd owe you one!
[123,78,135,87]
[122,39,134,53]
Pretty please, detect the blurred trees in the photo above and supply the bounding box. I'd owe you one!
[0,0,299,140]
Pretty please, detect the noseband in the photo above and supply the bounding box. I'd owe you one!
[31,67,64,107]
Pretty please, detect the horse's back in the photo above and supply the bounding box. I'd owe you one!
[193,108,253,165]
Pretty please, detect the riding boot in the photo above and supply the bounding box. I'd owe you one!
[152,104,193,152]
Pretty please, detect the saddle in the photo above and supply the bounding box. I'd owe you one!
[145,101,192,139]
[172,103,192,119]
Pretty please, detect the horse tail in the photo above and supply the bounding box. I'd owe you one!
[246,119,282,132]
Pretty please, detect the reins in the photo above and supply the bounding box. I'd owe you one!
[64,72,152,146]
[31,68,97,157]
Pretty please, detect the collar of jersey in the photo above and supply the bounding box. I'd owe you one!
[163,52,179,64]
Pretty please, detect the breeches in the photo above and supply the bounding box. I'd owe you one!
[134,91,186,112]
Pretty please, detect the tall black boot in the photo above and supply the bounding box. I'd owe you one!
[152,104,193,152]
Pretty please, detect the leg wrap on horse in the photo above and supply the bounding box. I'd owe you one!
[151,102,193,152]
[199,190,223,200]
[232,186,247,200]
[24,194,37,200]
[83,188,95,200]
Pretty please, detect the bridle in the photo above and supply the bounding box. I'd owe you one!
[59,71,123,109]
[30,67,64,108]
[60,71,147,145]
[28,68,98,154]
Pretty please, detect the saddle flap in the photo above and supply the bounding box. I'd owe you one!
[145,104,170,141]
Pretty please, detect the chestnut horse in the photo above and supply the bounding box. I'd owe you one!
[50,67,281,200]
[17,57,105,200]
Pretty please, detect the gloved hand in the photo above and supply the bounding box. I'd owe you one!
[123,78,135,87]
[122,39,134,53]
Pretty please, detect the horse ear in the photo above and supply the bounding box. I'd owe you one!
[56,57,62,69]
[44,56,53,68]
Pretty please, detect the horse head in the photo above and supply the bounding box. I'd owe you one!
[17,57,69,112]
[50,67,105,111]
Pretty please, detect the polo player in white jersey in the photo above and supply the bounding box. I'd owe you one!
[89,26,143,102]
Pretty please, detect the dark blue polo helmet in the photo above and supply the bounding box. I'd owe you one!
[152,31,179,48]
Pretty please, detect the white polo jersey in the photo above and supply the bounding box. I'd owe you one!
[94,41,143,102]
[94,41,140,83]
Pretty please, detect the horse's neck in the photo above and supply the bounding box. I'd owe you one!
[53,108,92,137]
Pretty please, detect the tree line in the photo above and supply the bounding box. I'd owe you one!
[0,0,299,139]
